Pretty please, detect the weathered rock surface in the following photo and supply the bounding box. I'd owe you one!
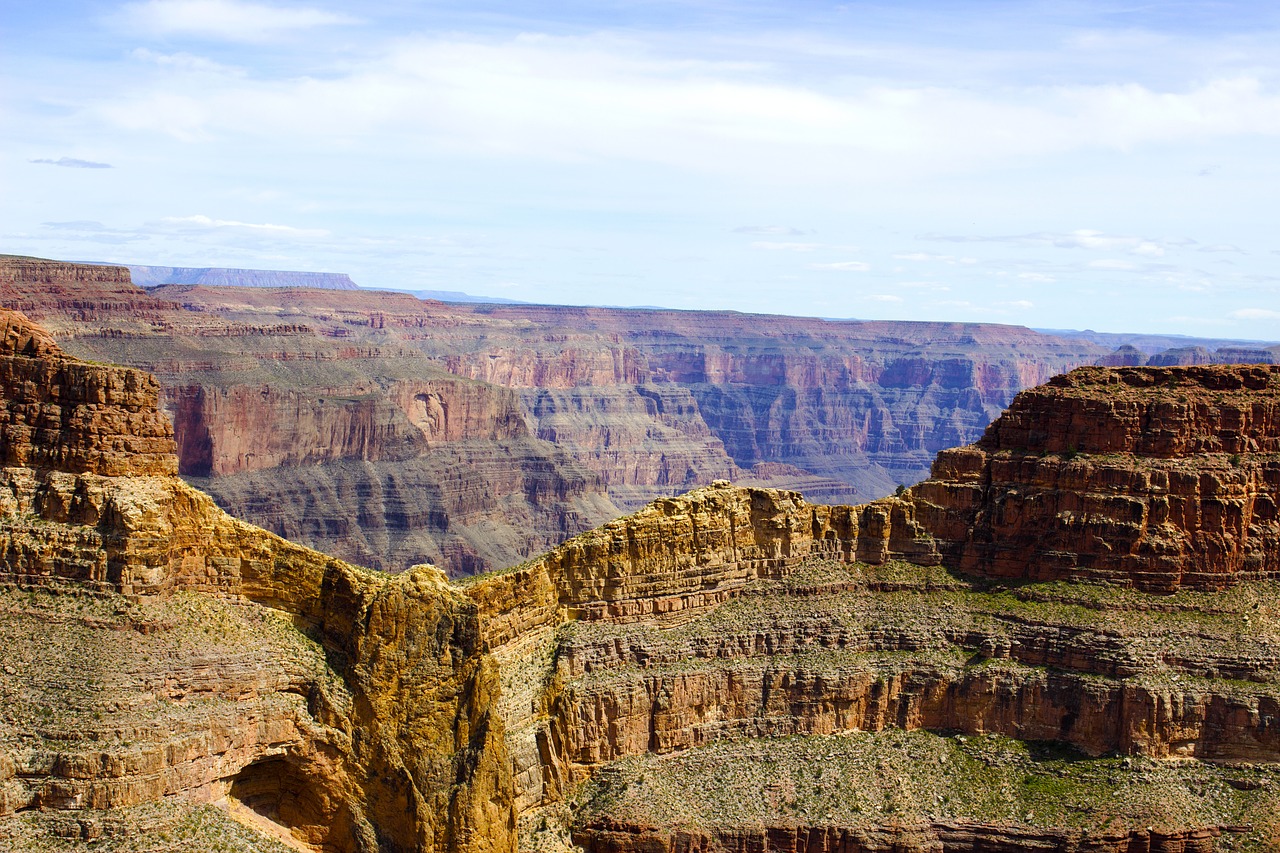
[4,308,1280,852]
[2,256,1108,574]
[0,308,515,852]
[0,309,176,478]
[0,257,620,575]
[458,364,1280,853]
[913,365,1280,591]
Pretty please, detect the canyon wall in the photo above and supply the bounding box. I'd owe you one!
[0,308,515,852]
[4,300,1280,852]
[0,258,622,574]
[914,364,1280,591]
[460,362,1280,852]
[0,256,1111,575]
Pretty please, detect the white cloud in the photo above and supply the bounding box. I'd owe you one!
[893,251,977,264]
[734,225,808,235]
[160,214,329,236]
[998,299,1034,310]
[1017,272,1055,282]
[867,294,903,302]
[130,48,243,75]
[1230,308,1280,320]
[810,261,871,272]
[86,31,1280,183]
[119,0,356,42]
[30,157,112,169]
[925,229,1176,257]
[751,241,821,252]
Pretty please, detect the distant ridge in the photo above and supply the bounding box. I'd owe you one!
[1036,327,1279,354]
[407,288,528,305]
[123,264,359,290]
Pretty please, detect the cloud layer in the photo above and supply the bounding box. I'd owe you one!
[2,1,1278,336]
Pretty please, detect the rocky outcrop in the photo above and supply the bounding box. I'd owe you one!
[0,310,176,477]
[913,365,1280,591]
[460,364,1280,853]
[0,308,515,852]
[5,317,1280,853]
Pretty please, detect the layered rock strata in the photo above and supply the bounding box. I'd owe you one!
[460,364,1280,852]
[914,365,1280,591]
[2,256,1108,574]
[5,313,1280,853]
[0,308,514,852]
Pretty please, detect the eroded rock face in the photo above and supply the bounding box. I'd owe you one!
[460,364,1280,852]
[0,310,176,478]
[0,308,515,852]
[2,256,1107,574]
[6,300,1280,853]
[914,365,1280,591]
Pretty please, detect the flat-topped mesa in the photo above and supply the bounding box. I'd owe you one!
[468,482,941,648]
[913,364,1280,592]
[978,364,1280,456]
[0,309,177,478]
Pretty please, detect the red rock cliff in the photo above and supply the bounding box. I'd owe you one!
[913,364,1280,591]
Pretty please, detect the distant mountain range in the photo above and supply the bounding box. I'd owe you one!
[123,264,359,290]
[406,288,528,304]
[1035,327,1278,353]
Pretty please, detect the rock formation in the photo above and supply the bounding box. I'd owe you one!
[3,304,1280,851]
[1,255,1110,575]
[914,364,1280,591]
[461,363,1280,853]
[0,307,514,851]
[0,257,620,575]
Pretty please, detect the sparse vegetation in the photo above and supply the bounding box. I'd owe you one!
[571,731,1280,850]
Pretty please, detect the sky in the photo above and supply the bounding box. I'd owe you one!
[4,0,1280,336]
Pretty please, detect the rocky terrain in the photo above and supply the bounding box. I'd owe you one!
[465,362,1280,853]
[0,308,512,852]
[1,255,1113,575]
[2,302,1279,851]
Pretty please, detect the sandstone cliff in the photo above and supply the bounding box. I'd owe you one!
[0,308,515,852]
[913,364,1280,591]
[1,257,620,575]
[459,363,1280,853]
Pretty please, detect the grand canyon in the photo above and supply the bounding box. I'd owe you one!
[14,255,1276,579]
[0,257,1278,852]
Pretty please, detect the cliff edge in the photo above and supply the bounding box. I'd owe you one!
[0,308,515,852]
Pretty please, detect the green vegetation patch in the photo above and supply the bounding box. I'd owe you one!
[573,731,1280,850]
[2,801,299,853]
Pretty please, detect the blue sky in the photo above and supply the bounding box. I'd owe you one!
[4,1,1280,335]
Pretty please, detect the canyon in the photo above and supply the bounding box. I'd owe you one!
[1,255,1120,576]
[0,303,1279,850]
